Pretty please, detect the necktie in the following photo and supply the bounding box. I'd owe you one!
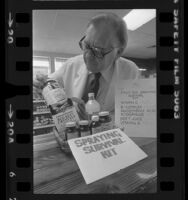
[82,72,101,103]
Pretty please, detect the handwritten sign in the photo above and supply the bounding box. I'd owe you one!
[115,78,156,138]
[68,128,147,184]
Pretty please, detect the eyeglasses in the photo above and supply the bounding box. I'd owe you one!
[79,36,118,59]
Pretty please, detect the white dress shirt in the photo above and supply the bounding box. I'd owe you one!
[49,55,139,112]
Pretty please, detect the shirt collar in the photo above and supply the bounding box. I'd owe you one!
[87,60,116,82]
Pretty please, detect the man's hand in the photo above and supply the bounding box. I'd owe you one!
[71,97,88,120]
[33,74,48,96]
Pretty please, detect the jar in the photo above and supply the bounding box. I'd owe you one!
[99,111,113,132]
[65,122,79,140]
[91,115,101,134]
[79,120,91,137]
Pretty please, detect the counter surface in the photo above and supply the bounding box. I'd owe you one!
[34,132,156,194]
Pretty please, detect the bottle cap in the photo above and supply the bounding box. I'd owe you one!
[65,122,76,128]
[45,78,56,84]
[92,115,99,121]
[99,111,109,116]
[88,93,94,97]
[79,120,89,126]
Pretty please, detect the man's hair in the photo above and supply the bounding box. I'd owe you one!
[87,13,128,51]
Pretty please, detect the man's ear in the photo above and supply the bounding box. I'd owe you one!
[116,47,125,58]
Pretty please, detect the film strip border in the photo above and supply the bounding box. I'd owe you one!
[5,1,184,200]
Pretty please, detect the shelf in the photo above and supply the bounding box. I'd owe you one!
[34,124,55,130]
[33,100,46,103]
[33,111,51,115]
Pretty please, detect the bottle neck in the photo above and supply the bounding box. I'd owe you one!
[89,96,95,101]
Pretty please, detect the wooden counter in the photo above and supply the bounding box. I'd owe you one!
[34,132,157,194]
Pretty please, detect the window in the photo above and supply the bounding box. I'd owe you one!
[55,57,68,71]
[33,56,51,78]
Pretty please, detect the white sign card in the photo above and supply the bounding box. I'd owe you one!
[68,128,147,184]
[115,78,156,138]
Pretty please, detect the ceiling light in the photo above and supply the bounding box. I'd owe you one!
[123,9,156,31]
[139,68,147,71]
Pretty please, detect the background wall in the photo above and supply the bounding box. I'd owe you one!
[33,50,156,77]
[127,57,156,77]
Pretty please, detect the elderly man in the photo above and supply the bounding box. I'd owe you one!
[33,13,139,119]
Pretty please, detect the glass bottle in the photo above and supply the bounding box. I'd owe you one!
[91,115,101,134]
[99,111,113,132]
[65,122,79,140]
[79,120,91,137]
[85,93,100,120]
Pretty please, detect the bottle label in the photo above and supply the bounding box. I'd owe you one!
[67,131,79,140]
[92,126,102,134]
[100,121,113,132]
[43,86,67,105]
[80,131,91,137]
[52,106,79,133]
[87,111,99,115]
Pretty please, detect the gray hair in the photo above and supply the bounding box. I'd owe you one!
[87,13,128,51]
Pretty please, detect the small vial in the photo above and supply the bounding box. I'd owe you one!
[65,122,79,140]
[99,111,113,132]
[79,120,91,137]
[91,115,101,134]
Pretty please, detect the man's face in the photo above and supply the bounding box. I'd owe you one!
[83,24,119,73]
